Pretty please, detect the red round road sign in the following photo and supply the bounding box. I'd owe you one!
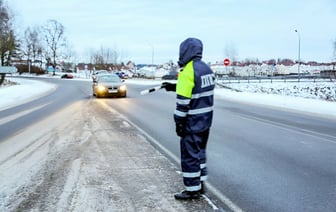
[224,58,230,66]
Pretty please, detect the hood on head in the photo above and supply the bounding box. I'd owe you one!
[178,38,203,67]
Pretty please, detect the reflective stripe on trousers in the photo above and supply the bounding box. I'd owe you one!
[180,129,209,191]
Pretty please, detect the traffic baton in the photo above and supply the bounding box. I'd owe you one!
[140,85,163,95]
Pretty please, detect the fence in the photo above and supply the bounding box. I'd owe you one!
[217,75,335,84]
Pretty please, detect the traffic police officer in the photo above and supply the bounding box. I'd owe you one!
[162,37,215,200]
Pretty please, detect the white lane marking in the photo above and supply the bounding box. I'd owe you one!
[122,120,131,128]
[235,113,336,144]
[202,194,219,210]
[0,102,51,125]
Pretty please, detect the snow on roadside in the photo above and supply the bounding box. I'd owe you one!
[215,87,336,119]
[221,80,336,102]
[0,77,56,111]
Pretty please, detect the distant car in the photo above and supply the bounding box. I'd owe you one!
[92,74,127,98]
[61,73,73,79]
[115,71,129,79]
[162,74,178,80]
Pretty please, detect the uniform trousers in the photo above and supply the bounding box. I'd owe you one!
[180,129,209,191]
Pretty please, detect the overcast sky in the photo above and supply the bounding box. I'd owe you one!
[8,0,336,64]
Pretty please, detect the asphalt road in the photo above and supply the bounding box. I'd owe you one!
[1,78,336,211]
[0,78,91,141]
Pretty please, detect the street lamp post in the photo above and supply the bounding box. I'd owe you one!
[148,44,154,74]
[151,45,154,72]
[295,29,301,82]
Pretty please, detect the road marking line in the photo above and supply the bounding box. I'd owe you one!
[0,102,51,125]
[202,194,219,210]
[235,113,336,144]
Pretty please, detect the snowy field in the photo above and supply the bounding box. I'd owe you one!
[218,79,336,101]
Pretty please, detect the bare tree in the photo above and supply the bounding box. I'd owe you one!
[0,0,19,66]
[62,42,78,72]
[98,45,118,65]
[90,45,120,70]
[334,40,336,59]
[224,42,238,63]
[42,19,66,74]
[24,26,43,67]
[333,40,336,71]
[91,50,104,66]
[0,0,9,64]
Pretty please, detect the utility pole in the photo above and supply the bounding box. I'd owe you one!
[295,29,301,82]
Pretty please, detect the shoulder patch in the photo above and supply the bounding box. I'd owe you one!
[201,73,215,88]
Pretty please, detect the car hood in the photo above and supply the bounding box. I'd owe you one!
[97,82,123,87]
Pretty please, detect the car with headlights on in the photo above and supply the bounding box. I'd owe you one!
[92,74,127,98]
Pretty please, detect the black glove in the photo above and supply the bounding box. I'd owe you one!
[176,123,185,137]
[178,61,184,67]
[161,82,176,92]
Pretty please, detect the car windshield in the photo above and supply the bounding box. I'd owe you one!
[98,75,121,82]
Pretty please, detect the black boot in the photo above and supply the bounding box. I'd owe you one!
[174,190,200,200]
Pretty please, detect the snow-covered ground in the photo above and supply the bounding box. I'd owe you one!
[218,79,336,101]
[1,73,335,119]
[0,77,57,110]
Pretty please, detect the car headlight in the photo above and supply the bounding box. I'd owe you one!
[97,85,106,92]
[119,84,127,91]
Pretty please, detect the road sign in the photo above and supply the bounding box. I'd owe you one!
[224,58,230,66]
[0,66,17,74]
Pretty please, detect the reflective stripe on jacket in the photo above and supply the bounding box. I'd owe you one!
[174,59,215,133]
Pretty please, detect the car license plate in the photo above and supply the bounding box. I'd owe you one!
[108,90,118,93]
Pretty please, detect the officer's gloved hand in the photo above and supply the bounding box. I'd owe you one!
[176,123,185,137]
[161,82,176,92]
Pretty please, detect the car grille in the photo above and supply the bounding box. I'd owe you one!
[107,86,118,91]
